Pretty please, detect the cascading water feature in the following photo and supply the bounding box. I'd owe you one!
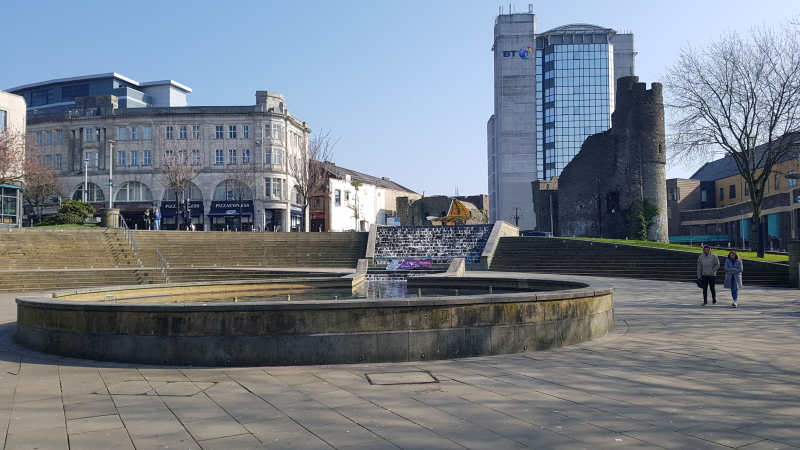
[375,225,493,264]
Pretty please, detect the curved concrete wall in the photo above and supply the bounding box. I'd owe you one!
[16,278,614,367]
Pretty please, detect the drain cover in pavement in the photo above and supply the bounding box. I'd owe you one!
[365,371,439,385]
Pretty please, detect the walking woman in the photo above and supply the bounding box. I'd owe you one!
[697,245,720,306]
[724,251,743,308]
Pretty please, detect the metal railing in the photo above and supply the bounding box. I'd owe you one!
[120,219,141,266]
[156,249,169,284]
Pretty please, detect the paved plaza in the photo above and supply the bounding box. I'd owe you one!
[0,273,798,449]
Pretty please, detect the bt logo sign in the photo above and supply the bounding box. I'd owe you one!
[503,46,533,59]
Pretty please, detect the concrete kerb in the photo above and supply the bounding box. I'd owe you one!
[417,258,465,278]
[365,225,379,259]
[342,259,369,284]
[480,221,519,270]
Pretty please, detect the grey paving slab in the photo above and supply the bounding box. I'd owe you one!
[243,417,317,443]
[65,414,124,435]
[736,423,800,447]
[198,433,268,449]
[65,428,136,450]
[678,423,764,447]
[738,440,800,450]
[183,415,250,441]
[372,425,466,450]
[7,397,66,435]
[0,274,798,449]
[63,398,118,421]
[491,422,601,449]
[305,422,384,448]
[126,430,199,450]
[332,403,412,431]
[4,426,68,450]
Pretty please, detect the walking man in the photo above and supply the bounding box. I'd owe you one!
[697,245,720,306]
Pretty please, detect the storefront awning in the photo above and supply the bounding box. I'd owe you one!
[207,210,253,217]
[290,204,305,217]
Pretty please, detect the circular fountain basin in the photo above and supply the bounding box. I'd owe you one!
[15,276,614,367]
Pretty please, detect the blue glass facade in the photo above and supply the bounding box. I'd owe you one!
[536,43,615,180]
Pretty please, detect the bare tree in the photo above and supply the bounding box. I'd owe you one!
[0,127,27,186]
[23,144,65,225]
[152,121,204,229]
[224,149,257,231]
[663,22,800,256]
[287,130,337,231]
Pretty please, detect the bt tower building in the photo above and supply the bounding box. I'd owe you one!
[487,7,635,227]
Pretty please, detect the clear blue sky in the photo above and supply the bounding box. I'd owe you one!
[1,0,795,195]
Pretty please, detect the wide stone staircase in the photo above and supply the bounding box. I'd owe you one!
[0,229,367,291]
[130,231,368,268]
[0,228,140,270]
[490,237,789,287]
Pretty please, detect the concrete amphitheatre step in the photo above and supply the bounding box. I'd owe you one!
[1,228,367,290]
[0,268,346,292]
[490,237,789,287]
[0,228,138,270]
[129,231,367,268]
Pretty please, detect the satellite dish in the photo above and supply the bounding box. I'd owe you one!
[426,216,438,220]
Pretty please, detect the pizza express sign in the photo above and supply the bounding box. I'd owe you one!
[161,201,203,211]
[212,201,253,209]
[503,46,533,59]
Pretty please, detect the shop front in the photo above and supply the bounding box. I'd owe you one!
[208,200,253,231]
[0,185,22,229]
[311,213,325,232]
[160,200,204,230]
[290,205,305,232]
[118,203,157,230]
[263,205,285,232]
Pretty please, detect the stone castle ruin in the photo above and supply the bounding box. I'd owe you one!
[554,76,668,242]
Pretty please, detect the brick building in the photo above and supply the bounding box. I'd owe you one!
[668,138,800,251]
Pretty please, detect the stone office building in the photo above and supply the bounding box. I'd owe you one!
[487,9,635,227]
[7,73,310,231]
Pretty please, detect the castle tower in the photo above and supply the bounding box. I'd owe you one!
[556,76,668,242]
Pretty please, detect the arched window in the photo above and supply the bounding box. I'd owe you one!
[73,183,105,203]
[162,184,203,201]
[213,180,253,201]
[115,181,153,202]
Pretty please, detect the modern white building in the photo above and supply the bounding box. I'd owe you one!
[0,89,27,228]
[487,10,636,228]
[309,162,420,232]
[6,74,310,231]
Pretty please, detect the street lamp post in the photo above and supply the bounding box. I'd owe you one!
[595,179,602,238]
[83,159,88,203]
[107,140,115,209]
[509,207,524,228]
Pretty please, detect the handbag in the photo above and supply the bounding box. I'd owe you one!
[695,278,702,288]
